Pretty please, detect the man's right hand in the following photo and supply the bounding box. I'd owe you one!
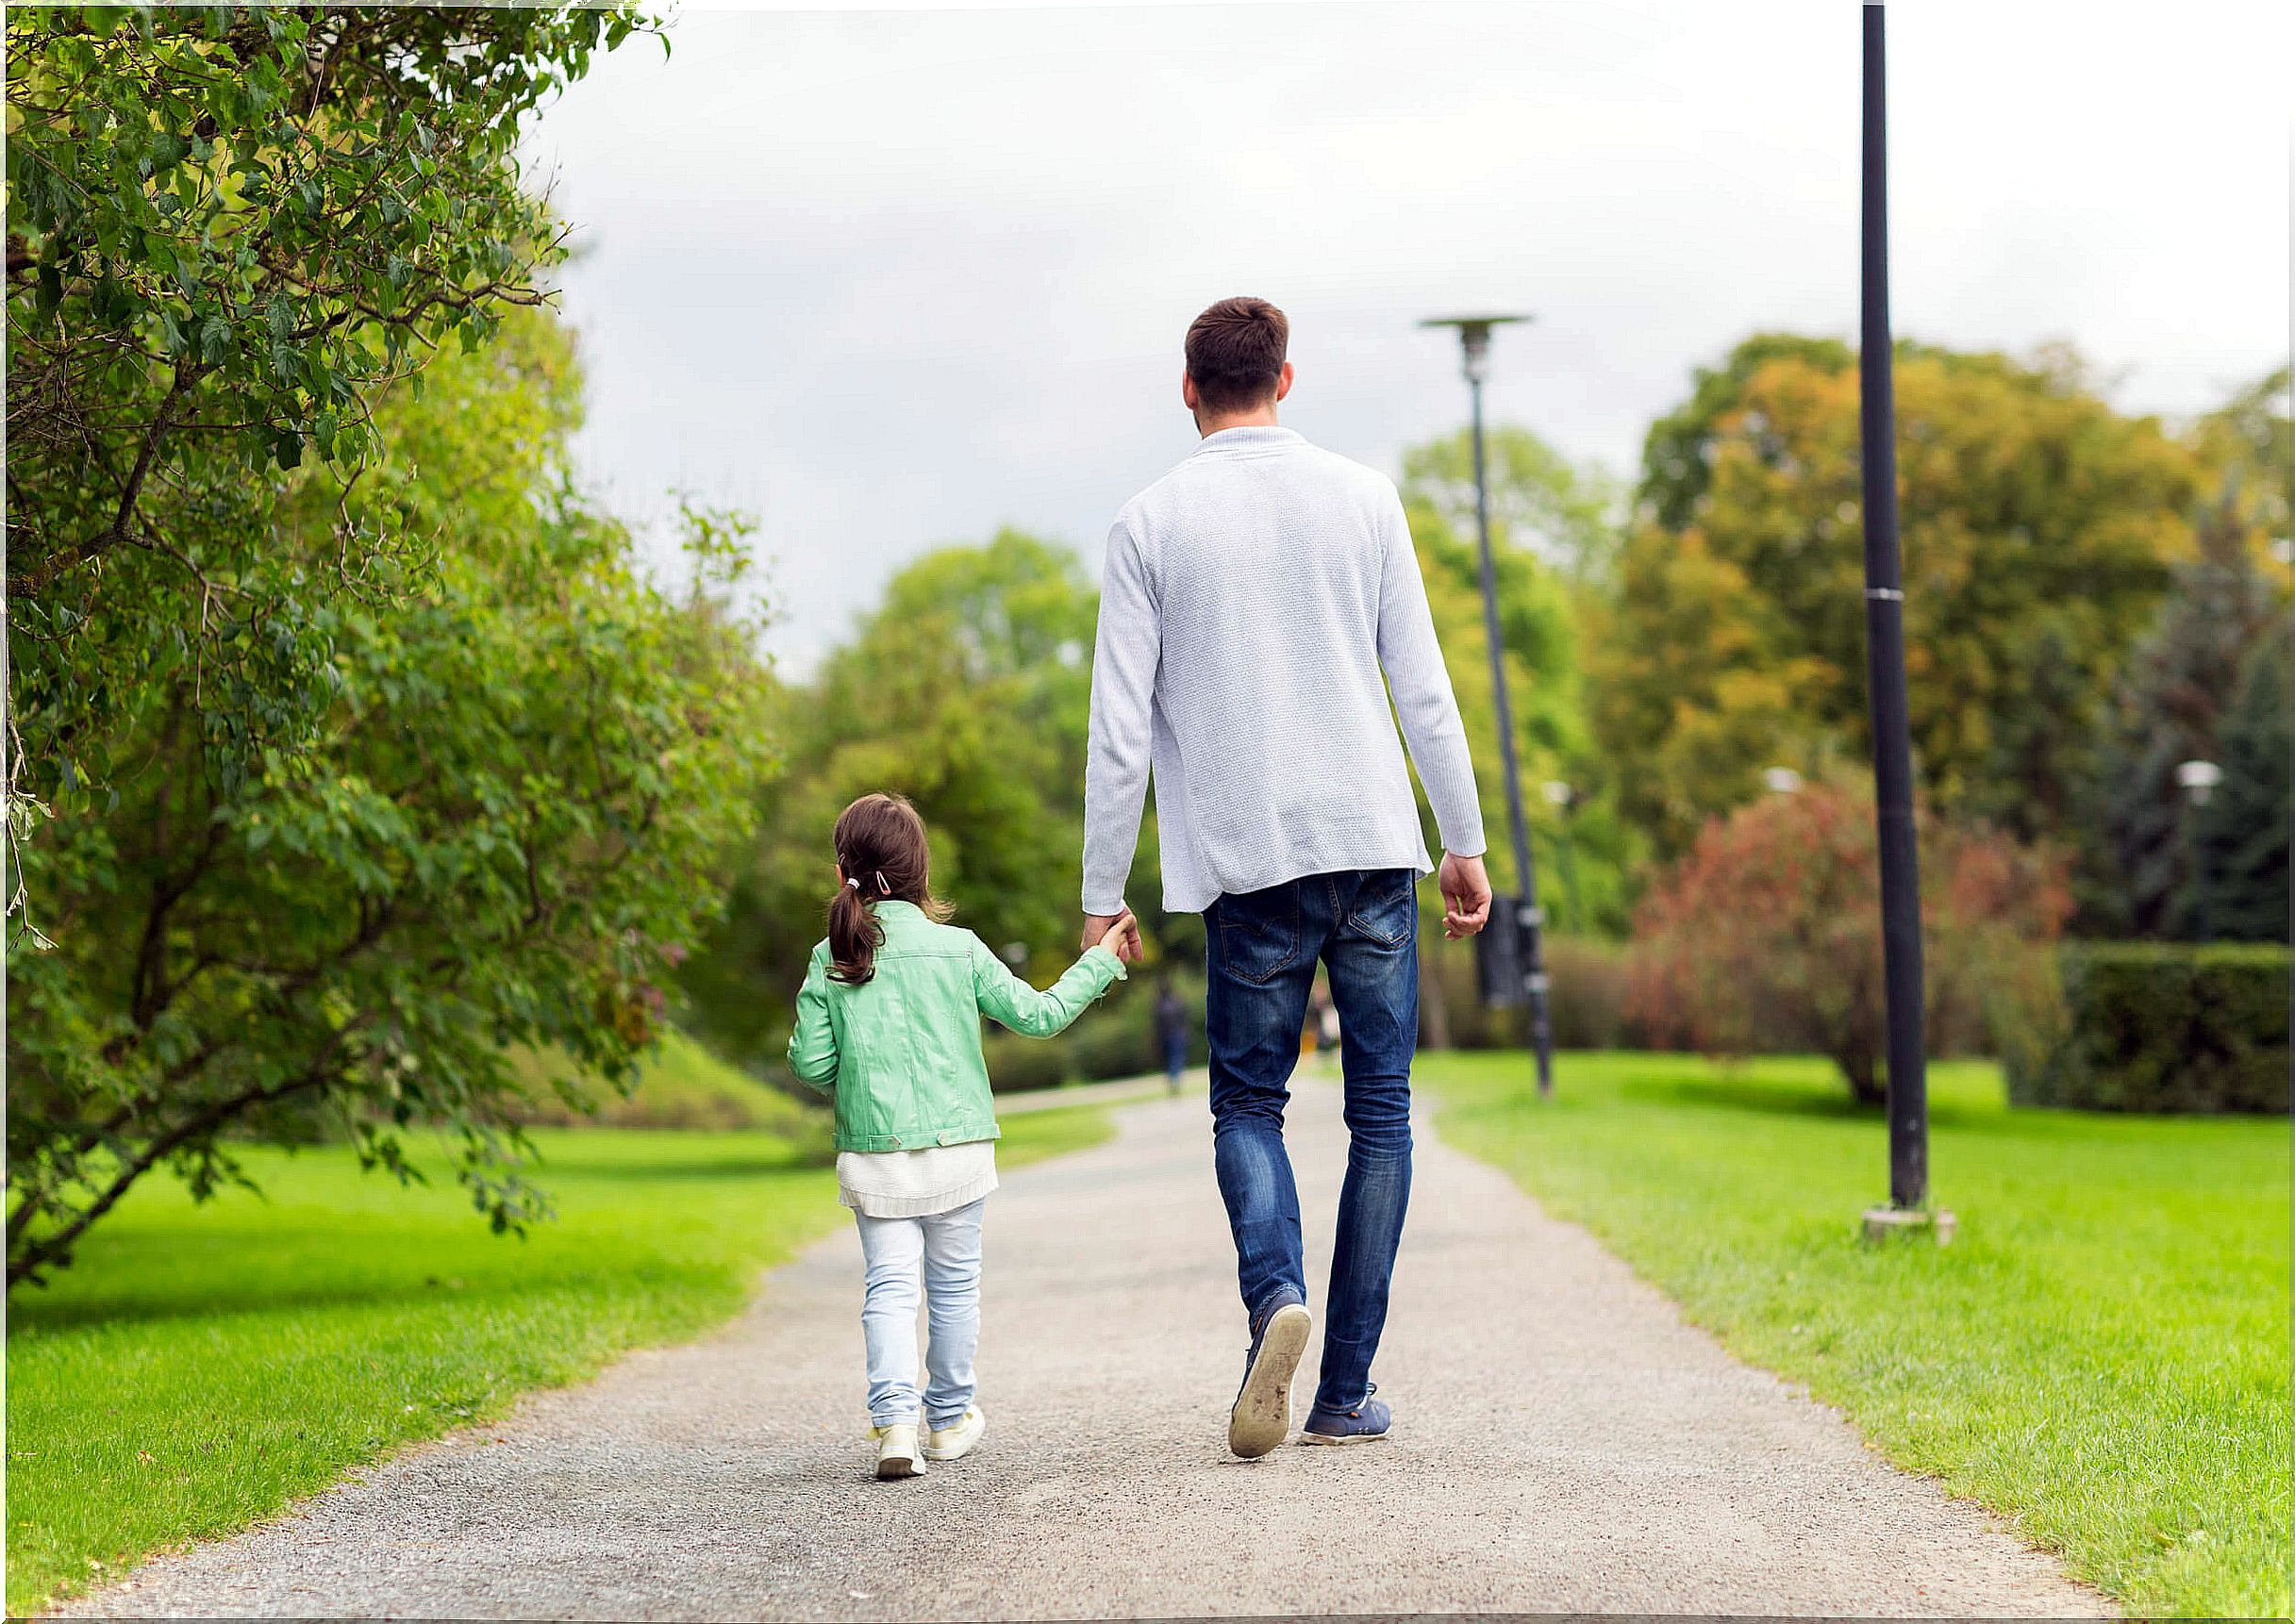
[1439,852,1492,939]
[1082,910,1142,965]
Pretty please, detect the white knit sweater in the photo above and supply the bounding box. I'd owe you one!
[837,1141,998,1219]
[1083,426,1486,915]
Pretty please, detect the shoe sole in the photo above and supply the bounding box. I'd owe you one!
[1228,1301,1311,1459]
[923,1417,986,1462]
[1298,1428,1389,1446]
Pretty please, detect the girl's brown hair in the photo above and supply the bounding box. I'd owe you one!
[827,792,948,986]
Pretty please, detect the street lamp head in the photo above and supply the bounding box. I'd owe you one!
[1540,780,1574,809]
[1762,767,1804,795]
[2175,759,2222,805]
[1420,313,1530,385]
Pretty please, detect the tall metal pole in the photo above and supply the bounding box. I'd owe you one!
[1420,314,1555,1096]
[1462,326,1554,1095]
[1860,4,1928,1209]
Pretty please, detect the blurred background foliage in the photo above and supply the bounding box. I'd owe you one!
[672,340,2287,1107]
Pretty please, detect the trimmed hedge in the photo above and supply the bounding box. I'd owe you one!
[2008,942,2290,1114]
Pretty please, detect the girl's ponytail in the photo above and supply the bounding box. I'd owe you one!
[827,876,885,986]
[825,793,946,986]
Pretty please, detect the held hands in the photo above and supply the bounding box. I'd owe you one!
[1081,908,1143,965]
[1439,852,1493,939]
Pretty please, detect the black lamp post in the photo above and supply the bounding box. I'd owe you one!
[1856,4,1949,1244]
[1420,313,1555,1098]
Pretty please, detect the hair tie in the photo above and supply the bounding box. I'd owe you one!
[845,877,860,890]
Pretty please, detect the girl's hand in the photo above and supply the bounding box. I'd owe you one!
[1106,908,1143,965]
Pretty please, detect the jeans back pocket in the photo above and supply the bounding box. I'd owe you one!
[1340,868,1418,948]
[1215,884,1302,986]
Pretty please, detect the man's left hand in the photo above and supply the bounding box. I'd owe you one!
[1439,852,1492,939]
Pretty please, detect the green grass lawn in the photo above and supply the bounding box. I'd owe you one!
[1422,1051,2289,1616]
[4,1102,1110,1616]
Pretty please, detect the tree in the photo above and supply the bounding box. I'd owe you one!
[1638,332,1853,530]
[6,310,771,1287]
[6,5,652,875]
[1412,501,1641,938]
[2188,367,2292,558]
[1626,780,2070,1102]
[1598,337,2207,856]
[1400,432,1638,936]
[2078,489,2284,937]
[1587,524,1838,857]
[1401,423,1626,579]
[688,427,1642,1074]
[677,533,1159,1070]
[2188,629,2291,944]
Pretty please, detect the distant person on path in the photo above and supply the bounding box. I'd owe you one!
[1155,977,1190,1094]
[1080,297,1492,1459]
[790,792,1138,1480]
[1311,981,1340,1064]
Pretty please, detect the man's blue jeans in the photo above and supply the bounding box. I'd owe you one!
[1204,868,1418,1414]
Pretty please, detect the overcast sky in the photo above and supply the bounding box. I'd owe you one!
[524,0,2291,671]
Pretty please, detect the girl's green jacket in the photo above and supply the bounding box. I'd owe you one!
[787,899,1127,1152]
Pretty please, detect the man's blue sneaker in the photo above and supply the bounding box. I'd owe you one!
[1302,1384,1392,1445]
[1228,1291,1311,1459]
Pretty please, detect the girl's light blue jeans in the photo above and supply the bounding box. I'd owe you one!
[855,1199,984,1429]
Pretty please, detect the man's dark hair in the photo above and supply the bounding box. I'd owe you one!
[1184,296,1289,414]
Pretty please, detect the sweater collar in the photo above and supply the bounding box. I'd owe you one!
[1191,425,1304,457]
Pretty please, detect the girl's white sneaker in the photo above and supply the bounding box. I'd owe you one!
[924,1405,987,1462]
[870,1422,925,1479]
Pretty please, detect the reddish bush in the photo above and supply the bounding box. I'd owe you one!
[1626,780,2070,1102]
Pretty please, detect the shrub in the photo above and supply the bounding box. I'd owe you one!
[1627,779,2071,1102]
[2006,943,2290,1114]
[1422,937,1498,1050]
[1426,934,1655,1052]
[1070,996,1157,1082]
[978,969,1212,1095]
[983,1032,1074,1094]
[1543,936,1638,1049]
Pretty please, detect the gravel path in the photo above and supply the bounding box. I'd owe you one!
[72,1075,2107,1618]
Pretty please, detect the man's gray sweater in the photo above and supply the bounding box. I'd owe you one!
[1082,425,1486,916]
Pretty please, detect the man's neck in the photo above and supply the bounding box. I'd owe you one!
[1194,406,1282,439]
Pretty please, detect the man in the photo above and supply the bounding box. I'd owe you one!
[1080,295,1491,1459]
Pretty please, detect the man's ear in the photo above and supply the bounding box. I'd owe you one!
[1181,372,1199,412]
[1273,360,1295,403]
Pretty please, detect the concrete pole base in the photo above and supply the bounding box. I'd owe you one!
[1861,1205,1957,1245]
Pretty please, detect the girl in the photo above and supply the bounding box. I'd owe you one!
[787,792,1136,1480]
